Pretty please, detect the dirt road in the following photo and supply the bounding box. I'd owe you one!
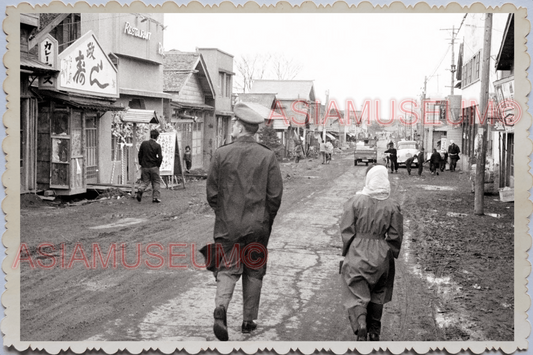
[19,150,513,342]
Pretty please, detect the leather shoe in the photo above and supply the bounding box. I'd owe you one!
[213,305,228,341]
[241,321,257,334]
[152,198,161,203]
[136,191,143,202]
[368,333,380,341]
[356,316,367,341]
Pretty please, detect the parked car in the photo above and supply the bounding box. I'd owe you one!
[397,140,419,167]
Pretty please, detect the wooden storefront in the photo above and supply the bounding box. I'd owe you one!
[36,92,122,195]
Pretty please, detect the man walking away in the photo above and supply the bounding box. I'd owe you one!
[206,102,283,341]
[137,129,163,203]
[384,142,398,173]
[416,148,425,176]
[429,148,441,175]
[448,140,461,172]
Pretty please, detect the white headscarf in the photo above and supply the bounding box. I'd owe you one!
[357,165,390,200]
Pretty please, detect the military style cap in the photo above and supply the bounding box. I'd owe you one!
[234,102,264,125]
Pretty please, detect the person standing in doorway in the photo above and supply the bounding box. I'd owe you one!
[137,129,163,203]
[448,140,461,172]
[416,148,425,176]
[205,102,283,341]
[183,145,192,173]
[340,165,403,341]
[384,142,398,173]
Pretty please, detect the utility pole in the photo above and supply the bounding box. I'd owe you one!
[441,25,459,95]
[420,76,427,151]
[474,13,492,215]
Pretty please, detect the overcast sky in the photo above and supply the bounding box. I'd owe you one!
[164,13,467,117]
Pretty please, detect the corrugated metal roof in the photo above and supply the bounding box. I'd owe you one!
[20,54,59,73]
[250,80,315,100]
[122,109,159,123]
[39,89,122,111]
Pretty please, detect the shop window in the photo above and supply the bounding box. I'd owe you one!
[129,99,146,110]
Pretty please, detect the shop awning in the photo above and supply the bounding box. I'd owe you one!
[20,54,60,74]
[39,90,123,111]
[122,109,159,124]
[171,100,214,111]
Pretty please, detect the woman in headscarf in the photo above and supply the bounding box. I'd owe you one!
[339,165,403,341]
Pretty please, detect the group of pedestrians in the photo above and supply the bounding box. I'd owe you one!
[385,140,461,177]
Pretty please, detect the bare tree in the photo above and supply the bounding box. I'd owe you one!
[234,53,304,93]
[270,54,303,80]
[234,54,271,93]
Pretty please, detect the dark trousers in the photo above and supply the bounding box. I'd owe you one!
[366,302,384,336]
[430,162,439,173]
[450,157,459,171]
[389,157,398,172]
[138,167,161,199]
[418,163,424,176]
[439,160,446,171]
[406,161,413,175]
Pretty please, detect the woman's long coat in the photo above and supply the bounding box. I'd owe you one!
[340,194,403,307]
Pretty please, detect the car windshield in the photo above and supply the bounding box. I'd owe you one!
[398,142,417,150]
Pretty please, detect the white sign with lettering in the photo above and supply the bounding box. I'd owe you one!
[38,34,58,88]
[57,31,118,98]
[124,22,152,40]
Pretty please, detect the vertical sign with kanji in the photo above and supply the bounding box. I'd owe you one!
[38,34,58,89]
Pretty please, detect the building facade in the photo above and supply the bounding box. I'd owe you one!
[163,50,215,171]
[197,48,235,149]
[81,13,171,185]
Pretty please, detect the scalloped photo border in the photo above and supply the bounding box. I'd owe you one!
[2,1,531,354]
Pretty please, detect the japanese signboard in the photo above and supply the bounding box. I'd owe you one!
[38,34,58,88]
[57,31,118,98]
[494,76,516,129]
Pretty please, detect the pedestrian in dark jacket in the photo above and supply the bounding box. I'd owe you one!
[416,148,425,176]
[384,143,398,173]
[439,149,448,172]
[429,148,441,175]
[136,129,163,203]
[448,140,461,172]
[405,156,416,175]
[340,165,403,341]
[205,102,283,341]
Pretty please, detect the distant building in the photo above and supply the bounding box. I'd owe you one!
[163,50,215,170]
[249,80,316,155]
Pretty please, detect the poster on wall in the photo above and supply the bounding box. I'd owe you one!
[57,30,119,98]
